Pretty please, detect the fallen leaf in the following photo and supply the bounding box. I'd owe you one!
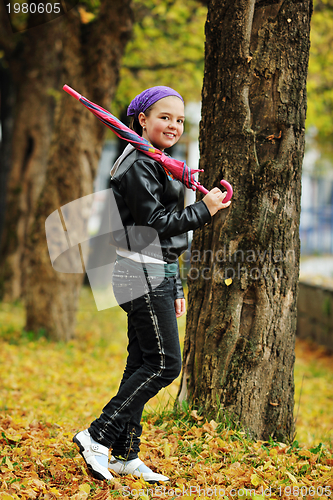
[164,441,171,459]
[250,474,261,486]
[79,483,90,495]
[5,457,13,470]
[285,470,298,483]
[190,410,203,421]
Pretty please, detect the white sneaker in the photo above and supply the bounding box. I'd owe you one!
[73,429,113,481]
[109,456,169,484]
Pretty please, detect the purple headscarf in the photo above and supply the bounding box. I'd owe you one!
[127,86,184,120]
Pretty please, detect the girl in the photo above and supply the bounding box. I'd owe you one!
[73,86,231,482]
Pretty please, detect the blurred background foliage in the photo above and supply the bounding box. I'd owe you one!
[113,0,206,113]
[78,0,333,160]
[307,0,333,140]
[77,0,207,117]
[79,0,333,149]
[5,0,332,147]
[306,0,333,164]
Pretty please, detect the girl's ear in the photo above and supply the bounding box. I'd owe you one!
[138,112,146,129]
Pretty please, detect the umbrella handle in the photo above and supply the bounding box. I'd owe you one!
[197,180,233,203]
[63,84,81,101]
[220,180,233,203]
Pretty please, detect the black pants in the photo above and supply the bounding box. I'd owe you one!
[89,260,182,459]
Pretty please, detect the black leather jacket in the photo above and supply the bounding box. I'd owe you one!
[110,148,211,297]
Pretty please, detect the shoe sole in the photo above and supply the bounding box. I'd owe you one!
[112,472,168,485]
[146,479,168,485]
[73,434,110,482]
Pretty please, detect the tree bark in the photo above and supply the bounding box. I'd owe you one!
[0,63,15,245]
[0,1,133,340]
[0,12,63,300]
[179,0,312,442]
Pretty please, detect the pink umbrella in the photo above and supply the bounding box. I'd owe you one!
[63,85,233,202]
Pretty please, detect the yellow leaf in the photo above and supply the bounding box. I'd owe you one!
[285,470,297,483]
[225,278,232,286]
[0,494,16,500]
[139,494,149,500]
[300,450,312,457]
[5,457,13,470]
[50,488,61,497]
[319,465,331,471]
[4,431,22,442]
[250,474,261,486]
[164,441,171,458]
[80,465,88,476]
[79,484,90,495]
[132,480,145,489]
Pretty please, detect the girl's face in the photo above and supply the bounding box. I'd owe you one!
[138,96,185,151]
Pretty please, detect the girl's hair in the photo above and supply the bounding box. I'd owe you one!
[129,104,154,136]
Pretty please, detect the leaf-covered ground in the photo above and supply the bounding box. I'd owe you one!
[0,287,332,499]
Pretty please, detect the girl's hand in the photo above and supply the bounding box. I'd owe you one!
[175,298,186,318]
[203,187,231,216]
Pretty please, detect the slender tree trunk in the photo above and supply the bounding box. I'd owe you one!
[179,0,312,442]
[0,1,133,340]
[0,63,15,244]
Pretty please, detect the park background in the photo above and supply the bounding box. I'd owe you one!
[0,0,333,498]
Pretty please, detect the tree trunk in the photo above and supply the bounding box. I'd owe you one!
[0,63,15,245]
[0,14,63,301]
[179,0,312,442]
[0,1,133,340]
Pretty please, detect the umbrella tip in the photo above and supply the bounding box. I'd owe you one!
[63,85,81,101]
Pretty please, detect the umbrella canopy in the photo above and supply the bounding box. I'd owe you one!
[63,85,233,201]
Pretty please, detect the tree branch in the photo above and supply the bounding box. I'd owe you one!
[124,58,204,72]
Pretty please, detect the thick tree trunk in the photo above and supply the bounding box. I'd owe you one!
[179,0,312,442]
[25,2,133,341]
[0,1,133,340]
[0,16,62,300]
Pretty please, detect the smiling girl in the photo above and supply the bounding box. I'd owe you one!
[73,87,231,483]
